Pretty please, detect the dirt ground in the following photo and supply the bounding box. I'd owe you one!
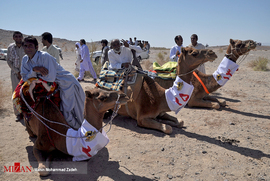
[0,39,270,181]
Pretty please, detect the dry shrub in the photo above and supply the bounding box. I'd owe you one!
[218,47,223,53]
[82,62,102,78]
[143,59,152,70]
[156,51,167,65]
[248,57,269,71]
[163,51,167,55]
[0,80,9,109]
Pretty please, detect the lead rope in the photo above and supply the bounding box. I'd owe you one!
[20,86,121,138]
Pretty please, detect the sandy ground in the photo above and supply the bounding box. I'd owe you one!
[0,39,270,181]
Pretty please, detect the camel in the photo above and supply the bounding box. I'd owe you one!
[23,87,129,176]
[113,47,217,134]
[154,39,256,109]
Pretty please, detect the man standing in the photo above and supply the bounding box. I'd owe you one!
[6,31,25,121]
[188,34,206,73]
[100,39,109,66]
[21,36,85,130]
[41,32,60,64]
[78,39,97,83]
[170,35,183,62]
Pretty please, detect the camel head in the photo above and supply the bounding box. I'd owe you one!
[85,88,129,113]
[226,39,256,61]
[177,47,217,75]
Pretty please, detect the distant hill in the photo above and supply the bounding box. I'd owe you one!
[0,29,102,53]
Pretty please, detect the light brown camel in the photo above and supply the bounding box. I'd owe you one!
[24,87,129,176]
[115,47,217,134]
[154,39,256,109]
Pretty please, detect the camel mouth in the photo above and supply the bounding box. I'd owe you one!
[206,50,217,62]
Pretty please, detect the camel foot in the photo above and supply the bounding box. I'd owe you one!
[38,163,50,177]
[220,101,226,107]
[162,124,172,134]
[177,120,184,128]
[212,103,220,110]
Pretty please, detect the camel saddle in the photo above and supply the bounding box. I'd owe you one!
[152,61,177,79]
[96,62,144,101]
[12,78,61,115]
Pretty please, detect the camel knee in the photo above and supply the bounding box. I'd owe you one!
[38,163,50,177]
[219,100,226,107]
[177,120,184,128]
[162,124,173,134]
[212,103,220,109]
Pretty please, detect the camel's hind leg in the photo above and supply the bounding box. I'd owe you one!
[137,117,173,134]
[157,112,184,128]
[203,95,226,107]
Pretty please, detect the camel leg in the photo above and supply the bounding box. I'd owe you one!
[157,113,184,128]
[203,95,226,107]
[33,142,51,177]
[137,117,173,134]
[188,97,220,109]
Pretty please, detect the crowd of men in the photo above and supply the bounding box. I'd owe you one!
[6,31,205,129]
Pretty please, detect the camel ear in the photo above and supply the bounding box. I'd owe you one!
[181,47,186,55]
[230,39,235,46]
[85,90,93,98]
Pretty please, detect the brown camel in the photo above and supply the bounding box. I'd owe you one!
[115,47,217,134]
[154,39,256,109]
[24,87,129,176]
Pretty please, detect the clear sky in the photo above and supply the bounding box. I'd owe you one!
[1,0,270,48]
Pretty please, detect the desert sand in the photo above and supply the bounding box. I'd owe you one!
[0,30,270,180]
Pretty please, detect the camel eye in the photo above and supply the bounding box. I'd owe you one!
[236,43,242,48]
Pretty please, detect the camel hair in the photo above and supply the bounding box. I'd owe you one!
[114,47,217,134]
[154,39,256,109]
[24,87,129,176]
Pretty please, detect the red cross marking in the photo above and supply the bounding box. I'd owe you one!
[82,146,92,157]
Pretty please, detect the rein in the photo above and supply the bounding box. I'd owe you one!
[225,40,251,65]
[20,86,121,139]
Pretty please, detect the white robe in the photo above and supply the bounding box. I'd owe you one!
[78,44,97,80]
[108,45,142,69]
[21,51,85,129]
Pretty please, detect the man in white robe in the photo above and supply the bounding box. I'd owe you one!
[21,36,85,130]
[188,34,206,73]
[77,39,97,83]
[170,35,183,62]
[108,39,142,70]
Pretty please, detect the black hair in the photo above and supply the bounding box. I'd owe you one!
[80,39,86,44]
[23,36,38,47]
[174,35,183,44]
[191,34,198,40]
[101,39,108,46]
[13,31,23,38]
[41,32,53,44]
